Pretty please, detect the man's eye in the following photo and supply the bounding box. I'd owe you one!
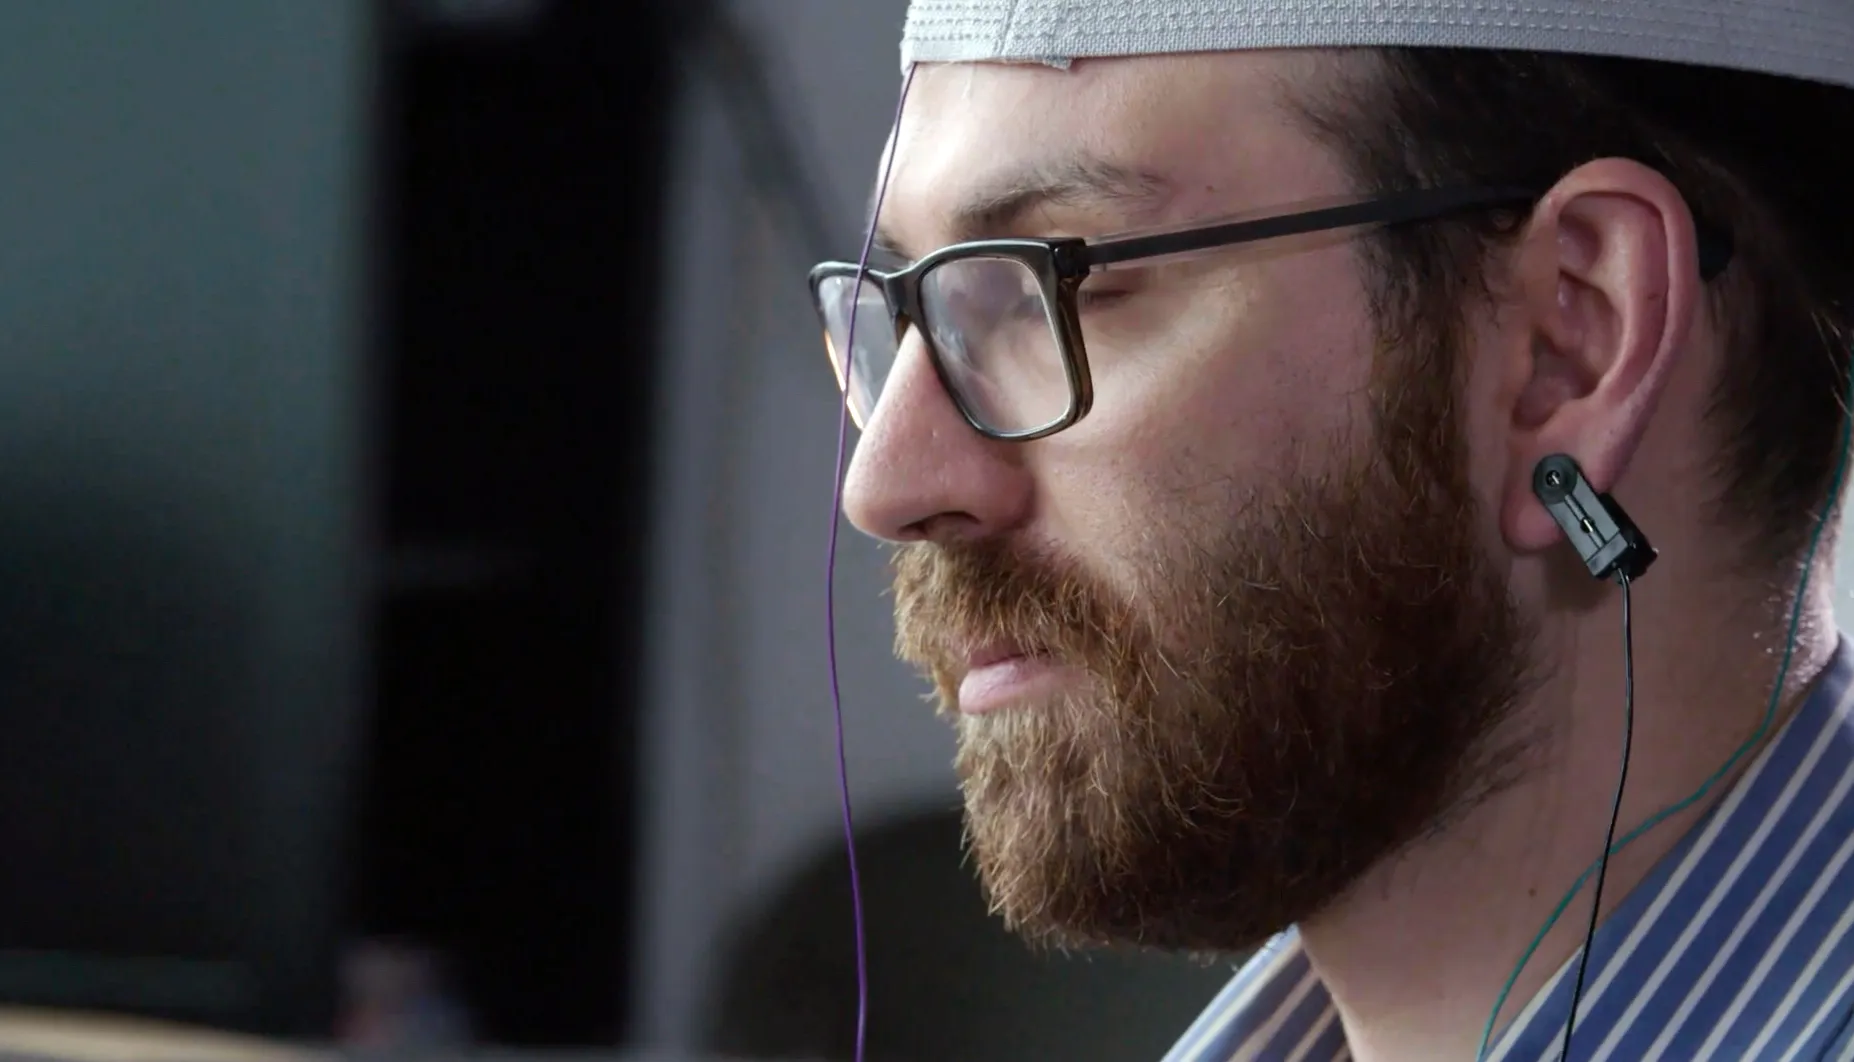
[1075,288,1133,312]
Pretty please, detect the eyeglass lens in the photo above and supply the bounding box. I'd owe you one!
[818,256,1071,435]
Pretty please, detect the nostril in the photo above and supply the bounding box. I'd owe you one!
[905,510,988,545]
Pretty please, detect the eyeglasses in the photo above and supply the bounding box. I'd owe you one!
[807,186,1539,441]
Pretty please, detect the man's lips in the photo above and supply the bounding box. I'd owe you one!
[955,645,1069,714]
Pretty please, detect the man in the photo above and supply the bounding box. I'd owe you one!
[811,2,1854,1060]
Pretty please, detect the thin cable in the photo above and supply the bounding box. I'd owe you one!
[1557,573,1635,1061]
[1478,391,1853,1059]
[825,63,918,1062]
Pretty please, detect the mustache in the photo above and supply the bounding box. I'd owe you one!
[890,540,1139,677]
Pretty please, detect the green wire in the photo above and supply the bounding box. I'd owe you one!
[1474,376,1854,1061]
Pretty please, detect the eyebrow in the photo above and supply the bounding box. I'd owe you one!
[869,154,1175,261]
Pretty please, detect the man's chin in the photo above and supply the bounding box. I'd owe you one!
[970,856,1291,957]
[959,795,1279,956]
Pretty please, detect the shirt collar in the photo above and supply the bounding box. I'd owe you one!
[1165,635,1854,1062]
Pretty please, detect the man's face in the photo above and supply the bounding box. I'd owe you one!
[842,52,1538,954]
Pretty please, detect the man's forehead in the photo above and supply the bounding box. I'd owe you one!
[870,153,1176,258]
[892,51,1310,138]
[872,54,1323,256]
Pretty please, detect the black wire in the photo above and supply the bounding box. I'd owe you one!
[1560,573,1636,1060]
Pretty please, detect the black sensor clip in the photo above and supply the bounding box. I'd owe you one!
[1532,454,1657,583]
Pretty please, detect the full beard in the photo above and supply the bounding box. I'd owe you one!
[890,341,1539,956]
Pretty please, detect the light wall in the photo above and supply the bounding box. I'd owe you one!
[634,0,944,1047]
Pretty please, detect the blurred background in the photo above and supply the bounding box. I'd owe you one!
[0,2,1232,1060]
[3,4,1850,1062]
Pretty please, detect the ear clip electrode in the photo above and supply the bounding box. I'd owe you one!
[1532,453,1657,583]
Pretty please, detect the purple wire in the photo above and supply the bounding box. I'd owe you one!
[826,63,918,1062]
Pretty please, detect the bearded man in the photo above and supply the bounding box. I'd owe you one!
[809,2,1854,1059]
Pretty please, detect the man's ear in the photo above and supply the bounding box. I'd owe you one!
[1499,158,1706,554]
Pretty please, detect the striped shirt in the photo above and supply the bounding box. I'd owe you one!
[1163,635,1854,1062]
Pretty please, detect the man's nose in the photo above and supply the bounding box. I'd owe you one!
[839,333,1034,545]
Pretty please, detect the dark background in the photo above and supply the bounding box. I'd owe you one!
[357,0,671,1044]
[0,0,673,1045]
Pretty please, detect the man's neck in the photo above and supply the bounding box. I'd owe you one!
[1296,576,1840,1062]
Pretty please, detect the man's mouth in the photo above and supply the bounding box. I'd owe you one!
[956,644,1071,715]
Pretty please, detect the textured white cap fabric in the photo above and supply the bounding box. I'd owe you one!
[899,0,1854,89]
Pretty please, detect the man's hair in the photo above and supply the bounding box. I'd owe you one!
[1298,50,1854,569]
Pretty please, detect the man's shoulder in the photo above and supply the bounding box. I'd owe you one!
[1159,931,1334,1062]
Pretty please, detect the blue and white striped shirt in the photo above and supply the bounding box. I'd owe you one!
[1164,636,1854,1061]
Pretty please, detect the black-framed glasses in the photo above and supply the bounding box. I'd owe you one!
[811,184,1736,441]
[808,186,1544,441]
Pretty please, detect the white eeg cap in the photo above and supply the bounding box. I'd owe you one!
[899,0,1854,89]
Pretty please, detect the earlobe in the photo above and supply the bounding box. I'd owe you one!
[1495,159,1702,558]
[1505,464,1569,553]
